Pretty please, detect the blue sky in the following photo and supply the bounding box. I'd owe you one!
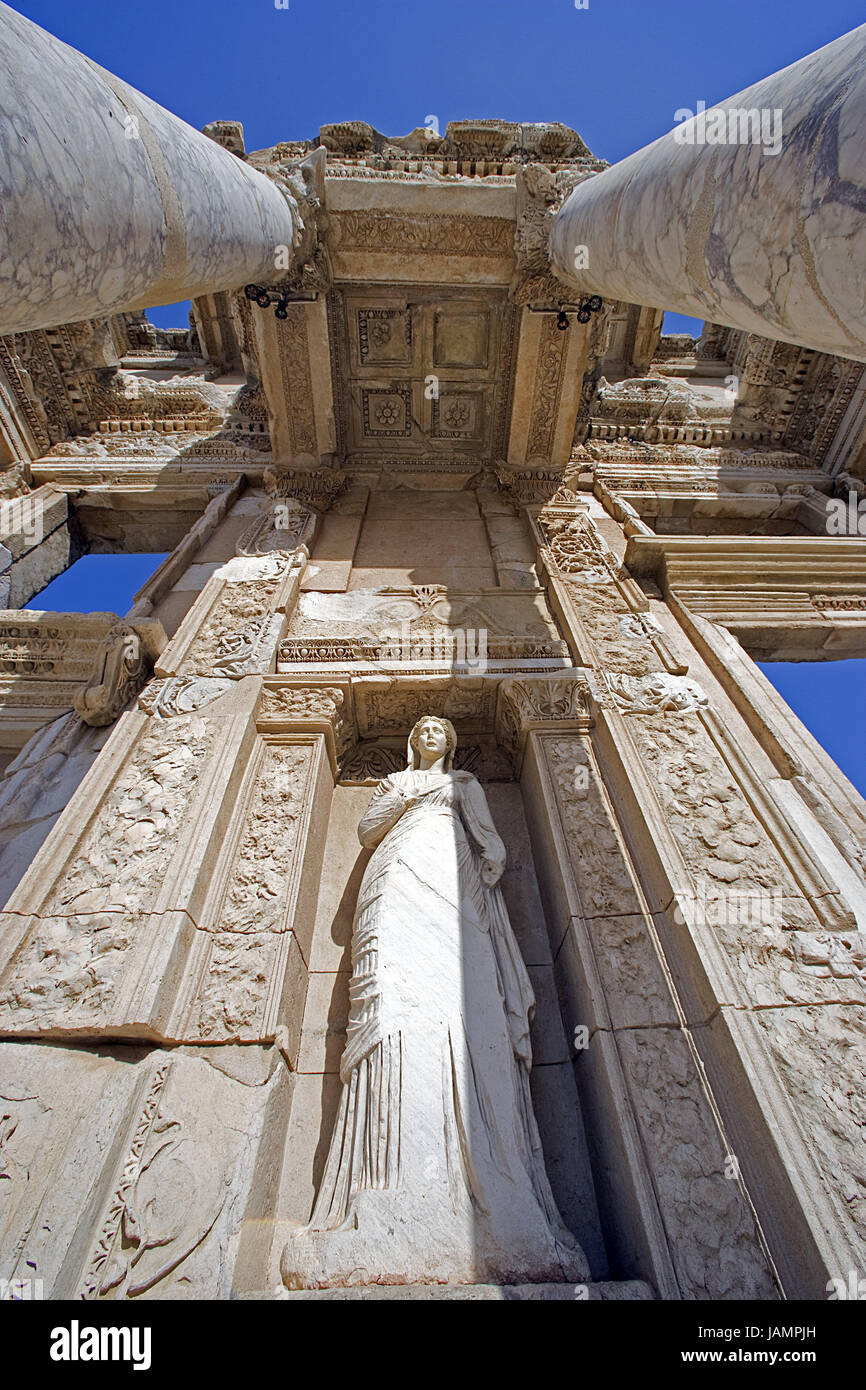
[758,661,866,798]
[13,0,863,168]
[24,554,168,616]
[14,0,861,334]
[10,0,866,795]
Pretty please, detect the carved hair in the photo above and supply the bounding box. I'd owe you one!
[406,715,457,772]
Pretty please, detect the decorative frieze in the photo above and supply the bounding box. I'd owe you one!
[331,211,515,258]
[194,741,315,1041]
[156,553,299,681]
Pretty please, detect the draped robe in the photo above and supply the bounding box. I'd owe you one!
[281,768,589,1287]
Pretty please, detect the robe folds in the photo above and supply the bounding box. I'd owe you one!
[281,769,590,1288]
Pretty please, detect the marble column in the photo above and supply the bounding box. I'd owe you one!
[0,3,302,336]
[550,23,866,362]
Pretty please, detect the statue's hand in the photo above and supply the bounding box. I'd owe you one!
[481,857,503,887]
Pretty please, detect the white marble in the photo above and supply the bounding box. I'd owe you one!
[281,716,590,1288]
[0,3,301,335]
[551,23,866,361]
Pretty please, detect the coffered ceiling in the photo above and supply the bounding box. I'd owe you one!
[327,285,519,463]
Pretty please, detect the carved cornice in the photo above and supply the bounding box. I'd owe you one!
[496,466,565,506]
[263,465,346,510]
[256,680,353,771]
[496,672,593,768]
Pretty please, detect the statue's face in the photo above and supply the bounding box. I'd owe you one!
[416,718,448,760]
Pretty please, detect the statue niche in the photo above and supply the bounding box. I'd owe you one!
[281,715,589,1288]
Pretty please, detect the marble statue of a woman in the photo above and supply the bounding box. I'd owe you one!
[281,715,590,1288]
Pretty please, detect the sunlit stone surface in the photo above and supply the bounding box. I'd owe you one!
[0,14,863,1303]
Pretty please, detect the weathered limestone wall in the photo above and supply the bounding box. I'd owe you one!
[551,23,866,361]
[0,488,335,1298]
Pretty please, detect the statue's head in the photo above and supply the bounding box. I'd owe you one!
[407,715,457,772]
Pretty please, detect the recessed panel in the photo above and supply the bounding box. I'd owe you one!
[362,388,412,437]
[357,308,412,365]
[433,391,485,440]
[433,308,489,369]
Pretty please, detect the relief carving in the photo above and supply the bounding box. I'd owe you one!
[627,714,817,928]
[332,211,514,258]
[197,744,311,1038]
[605,672,708,714]
[495,468,567,506]
[0,717,213,1028]
[541,737,779,1297]
[263,466,346,510]
[184,568,288,679]
[526,315,568,460]
[81,1062,232,1299]
[757,1006,866,1248]
[138,677,233,719]
[616,1028,778,1298]
[236,498,316,558]
[339,740,513,785]
[497,674,592,761]
[358,682,496,736]
[545,735,643,918]
[276,304,318,458]
[73,624,149,727]
[0,1083,50,1248]
[539,514,620,583]
[257,684,349,754]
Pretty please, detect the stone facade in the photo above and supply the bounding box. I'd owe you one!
[0,73,864,1301]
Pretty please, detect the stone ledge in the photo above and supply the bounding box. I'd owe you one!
[240,1280,654,1301]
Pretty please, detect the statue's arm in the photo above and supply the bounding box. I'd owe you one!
[461,776,506,885]
[357,777,414,849]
